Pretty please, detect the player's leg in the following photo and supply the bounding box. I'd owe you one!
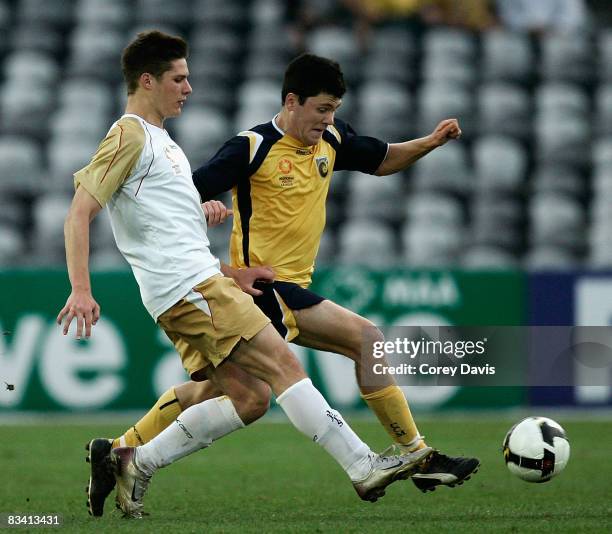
[112,278,431,516]
[293,299,426,451]
[293,299,480,492]
[130,324,429,495]
[113,369,270,448]
[225,324,431,498]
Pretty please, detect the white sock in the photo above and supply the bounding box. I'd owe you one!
[136,395,244,473]
[276,378,372,481]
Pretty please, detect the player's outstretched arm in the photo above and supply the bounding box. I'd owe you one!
[221,263,275,296]
[375,118,462,176]
[202,199,233,227]
[57,187,102,339]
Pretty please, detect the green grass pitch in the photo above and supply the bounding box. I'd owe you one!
[0,417,610,533]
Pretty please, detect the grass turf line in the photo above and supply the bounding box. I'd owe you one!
[0,419,609,533]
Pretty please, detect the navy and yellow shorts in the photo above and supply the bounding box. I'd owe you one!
[252,281,325,342]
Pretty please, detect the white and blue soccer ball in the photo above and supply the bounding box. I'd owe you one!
[502,416,570,483]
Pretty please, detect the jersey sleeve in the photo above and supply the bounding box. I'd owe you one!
[73,117,144,207]
[330,118,388,174]
[192,135,251,200]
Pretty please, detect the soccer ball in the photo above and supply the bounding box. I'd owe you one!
[502,416,570,483]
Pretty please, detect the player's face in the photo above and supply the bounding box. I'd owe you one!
[152,58,192,120]
[289,93,341,146]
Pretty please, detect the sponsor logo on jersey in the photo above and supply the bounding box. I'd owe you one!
[279,175,294,187]
[278,158,293,174]
[164,145,183,176]
[316,156,329,178]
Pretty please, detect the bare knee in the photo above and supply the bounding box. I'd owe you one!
[231,381,271,425]
[346,319,384,363]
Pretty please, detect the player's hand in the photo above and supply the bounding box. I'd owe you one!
[428,118,462,147]
[231,266,275,296]
[56,289,100,339]
[203,200,233,227]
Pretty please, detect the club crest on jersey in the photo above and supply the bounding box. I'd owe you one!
[316,156,329,178]
[278,158,292,174]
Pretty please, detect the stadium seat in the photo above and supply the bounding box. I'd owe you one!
[0,136,43,195]
[57,78,114,116]
[0,82,54,140]
[540,32,594,85]
[16,0,74,29]
[461,246,519,269]
[528,192,586,250]
[422,52,475,87]
[91,208,117,250]
[10,22,63,58]
[480,29,534,84]
[0,196,25,227]
[478,83,531,140]
[473,135,528,192]
[306,27,359,84]
[75,0,130,28]
[192,0,246,28]
[534,113,591,167]
[524,247,579,270]
[338,219,397,268]
[191,27,242,59]
[422,27,476,63]
[31,194,73,265]
[531,164,587,199]
[411,142,470,195]
[67,25,126,82]
[357,80,411,141]
[588,215,612,268]
[345,171,404,224]
[47,136,100,191]
[0,224,26,266]
[470,195,523,250]
[369,26,416,58]
[50,107,109,143]
[314,230,336,266]
[592,137,612,168]
[4,50,59,87]
[535,82,589,117]
[401,220,464,267]
[361,49,413,86]
[417,83,474,140]
[135,0,193,30]
[174,107,231,164]
[594,84,612,136]
[405,192,464,227]
[598,29,612,83]
[249,0,285,27]
[243,49,288,83]
[248,21,289,55]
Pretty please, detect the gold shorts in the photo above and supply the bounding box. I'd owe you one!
[157,274,270,380]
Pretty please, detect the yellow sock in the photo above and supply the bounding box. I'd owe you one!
[362,385,427,451]
[112,387,182,449]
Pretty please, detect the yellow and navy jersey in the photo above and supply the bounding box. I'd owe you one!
[193,117,388,287]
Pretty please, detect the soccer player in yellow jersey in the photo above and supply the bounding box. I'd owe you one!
[94,53,478,508]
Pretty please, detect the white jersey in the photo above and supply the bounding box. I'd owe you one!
[74,114,221,320]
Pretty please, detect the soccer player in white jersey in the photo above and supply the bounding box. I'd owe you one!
[56,31,432,519]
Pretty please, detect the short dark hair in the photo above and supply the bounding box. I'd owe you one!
[121,30,188,95]
[281,53,346,104]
